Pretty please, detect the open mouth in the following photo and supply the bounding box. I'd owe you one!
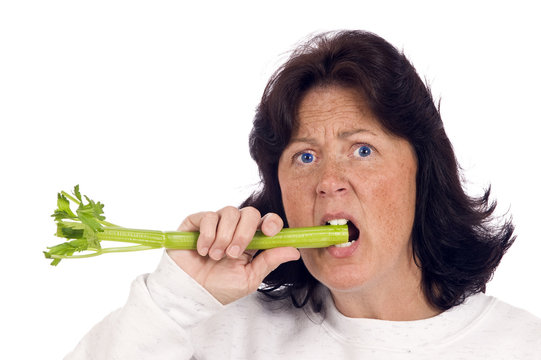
[326,219,360,247]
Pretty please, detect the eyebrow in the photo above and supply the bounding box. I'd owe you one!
[338,128,377,139]
[290,128,377,145]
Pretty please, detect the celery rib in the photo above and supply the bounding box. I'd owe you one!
[95,225,348,250]
[49,245,158,260]
[44,185,349,266]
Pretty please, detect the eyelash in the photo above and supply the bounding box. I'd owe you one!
[292,144,375,165]
[293,150,317,165]
[353,144,373,158]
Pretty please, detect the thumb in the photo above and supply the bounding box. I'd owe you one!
[247,247,301,284]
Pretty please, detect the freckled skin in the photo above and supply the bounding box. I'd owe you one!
[278,86,436,320]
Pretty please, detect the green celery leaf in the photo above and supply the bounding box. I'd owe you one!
[52,210,72,221]
[83,195,106,221]
[74,189,106,232]
[46,185,108,265]
[46,239,89,256]
[52,193,77,220]
[76,210,104,233]
[73,185,82,203]
[44,238,90,265]
[84,227,101,250]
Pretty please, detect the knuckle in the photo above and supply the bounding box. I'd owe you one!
[197,230,214,245]
[233,232,252,246]
[267,213,284,227]
[198,213,219,241]
[220,205,240,217]
[202,211,219,222]
[266,212,283,222]
[240,206,261,219]
[214,232,231,245]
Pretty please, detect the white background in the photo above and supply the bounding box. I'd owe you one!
[1,1,540,358]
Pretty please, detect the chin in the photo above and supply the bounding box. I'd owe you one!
[313,267,370,293]
[324,279,366,293]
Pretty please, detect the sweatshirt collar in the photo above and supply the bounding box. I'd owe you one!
[320,290,495,352]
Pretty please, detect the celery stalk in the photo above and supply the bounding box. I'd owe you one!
[44,186,349,266]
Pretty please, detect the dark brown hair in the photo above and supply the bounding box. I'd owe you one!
[241,30,515,311]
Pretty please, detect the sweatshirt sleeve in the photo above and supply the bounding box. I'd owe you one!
[64,252,224,360]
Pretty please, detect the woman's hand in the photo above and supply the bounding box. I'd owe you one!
[167,206,301,305]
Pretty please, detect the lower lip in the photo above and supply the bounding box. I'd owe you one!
[326,239,360,258]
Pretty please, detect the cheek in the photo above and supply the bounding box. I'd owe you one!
[375,175,415,219]
[278,172,315,227]
[359,164,416,244]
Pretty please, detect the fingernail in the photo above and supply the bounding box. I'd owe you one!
[227,245,241,258]
[210,249,223,260]
[199,247,209,257]
[269,221,280,234]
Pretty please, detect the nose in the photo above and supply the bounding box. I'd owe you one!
[316,159,349,197]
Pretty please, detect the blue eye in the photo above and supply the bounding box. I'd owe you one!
[357,145,372,158]
[299,152,314,164]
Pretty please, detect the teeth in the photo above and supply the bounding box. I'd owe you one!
[327,219,348,226]
[334,240,356,248]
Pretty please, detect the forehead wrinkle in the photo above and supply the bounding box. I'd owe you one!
[290,127,376,147]
[294,108,358,138]
[289,136,318,147]
[296,86,372,119]
[291,86,379,144]
[297,106,362,125]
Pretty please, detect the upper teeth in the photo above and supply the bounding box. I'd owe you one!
[327,219,348,226]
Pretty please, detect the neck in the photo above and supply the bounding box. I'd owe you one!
[330,262,440,321]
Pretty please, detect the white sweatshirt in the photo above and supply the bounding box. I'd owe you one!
[66,252,541,359]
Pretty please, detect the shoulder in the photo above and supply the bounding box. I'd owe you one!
[471,293,541,350]
[419,293,541,358]
[487,295,541,333]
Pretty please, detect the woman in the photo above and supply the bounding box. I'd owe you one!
[66,30,541,359]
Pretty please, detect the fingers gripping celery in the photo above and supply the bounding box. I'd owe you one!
[44,186,349,266]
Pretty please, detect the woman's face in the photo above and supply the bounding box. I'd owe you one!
[278,86,419,306]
